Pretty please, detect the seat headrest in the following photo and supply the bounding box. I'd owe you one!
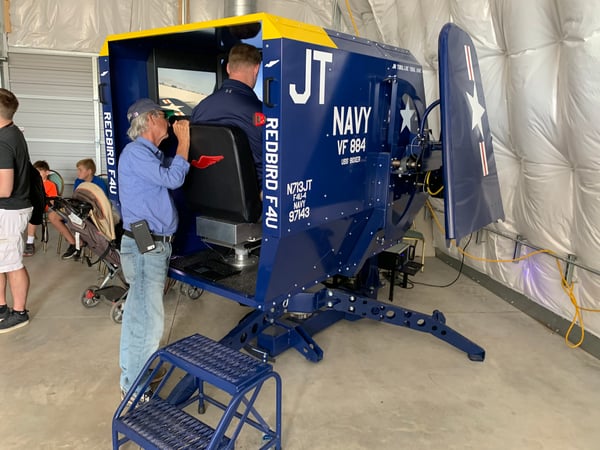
[184,124,261,223]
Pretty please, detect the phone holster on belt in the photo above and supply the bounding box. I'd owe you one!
[130,220,156,253]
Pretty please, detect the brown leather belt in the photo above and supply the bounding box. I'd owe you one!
[123,229,174,243]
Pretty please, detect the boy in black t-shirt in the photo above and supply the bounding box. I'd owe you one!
[0,88,33,332]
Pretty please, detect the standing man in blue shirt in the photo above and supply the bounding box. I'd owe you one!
[191,43,263,184]
[117,98,190,400]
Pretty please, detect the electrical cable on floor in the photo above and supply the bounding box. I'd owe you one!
[411,233,471,288]
[165,281,184,345]
[424,199,600,348]
[554,258,600,348]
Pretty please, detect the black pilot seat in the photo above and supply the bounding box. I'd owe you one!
[184,124,262,268]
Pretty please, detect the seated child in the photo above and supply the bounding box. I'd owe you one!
[59,158,108,260]
[25,158,109,260]
[74,158,108,196]
[24,160,58,256]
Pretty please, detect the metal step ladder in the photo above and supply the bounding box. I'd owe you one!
[112,333,282,449]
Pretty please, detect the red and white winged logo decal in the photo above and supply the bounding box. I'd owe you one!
[191,155,224,169]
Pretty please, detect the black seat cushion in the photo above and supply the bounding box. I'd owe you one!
[184,124,261,223]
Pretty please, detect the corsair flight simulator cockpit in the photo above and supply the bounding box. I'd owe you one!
[99,13,504,364]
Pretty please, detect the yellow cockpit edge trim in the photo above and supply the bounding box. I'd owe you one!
[99,12,337,56]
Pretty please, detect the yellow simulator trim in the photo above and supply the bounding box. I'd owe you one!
[260,14,336,47]
[99,13,337,56]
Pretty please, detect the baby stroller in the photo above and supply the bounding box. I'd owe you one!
[50,182,127,323]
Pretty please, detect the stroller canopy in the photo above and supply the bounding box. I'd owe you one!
[72,182,119,241]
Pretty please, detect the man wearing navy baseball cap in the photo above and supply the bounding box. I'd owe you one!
[117,98,190,402]
[126,98,164,123]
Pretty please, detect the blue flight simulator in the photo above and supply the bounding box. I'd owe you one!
[98,14,504,365]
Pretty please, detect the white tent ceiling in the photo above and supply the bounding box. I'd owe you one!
[7,0,600,342]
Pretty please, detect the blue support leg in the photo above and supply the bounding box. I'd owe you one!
[220,305,336,362]
[324,288,485,361]
[167,284,484,409]
[256,311,348,362]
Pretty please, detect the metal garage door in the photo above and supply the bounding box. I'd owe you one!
[6,50,101,189]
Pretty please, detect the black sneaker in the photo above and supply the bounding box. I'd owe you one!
[0,307,9,322]
[0,310,29,333]
[24,243,35,257]
[62,244,79,260]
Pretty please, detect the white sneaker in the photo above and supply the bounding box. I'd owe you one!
[120,388,153,407]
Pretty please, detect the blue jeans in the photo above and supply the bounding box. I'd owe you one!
[119,235,171,393]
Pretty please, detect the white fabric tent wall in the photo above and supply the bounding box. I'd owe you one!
[8,0,179,51]
[342,0,600,341]
[6,0,600,339]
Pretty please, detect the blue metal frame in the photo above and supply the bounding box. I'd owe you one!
[220,287,485,363]
[113,334,282,449]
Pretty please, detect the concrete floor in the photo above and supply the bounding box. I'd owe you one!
[2,229,600,450]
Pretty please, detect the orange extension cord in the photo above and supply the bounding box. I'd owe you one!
[425,200,600,348]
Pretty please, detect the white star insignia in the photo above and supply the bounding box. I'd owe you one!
[400,102,415,132]
[466,82,485,137]
[161,99,185,116]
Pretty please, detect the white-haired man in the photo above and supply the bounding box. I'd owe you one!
[117,98,190,400]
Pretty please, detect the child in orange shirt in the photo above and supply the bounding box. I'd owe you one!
[24,160,58,256]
